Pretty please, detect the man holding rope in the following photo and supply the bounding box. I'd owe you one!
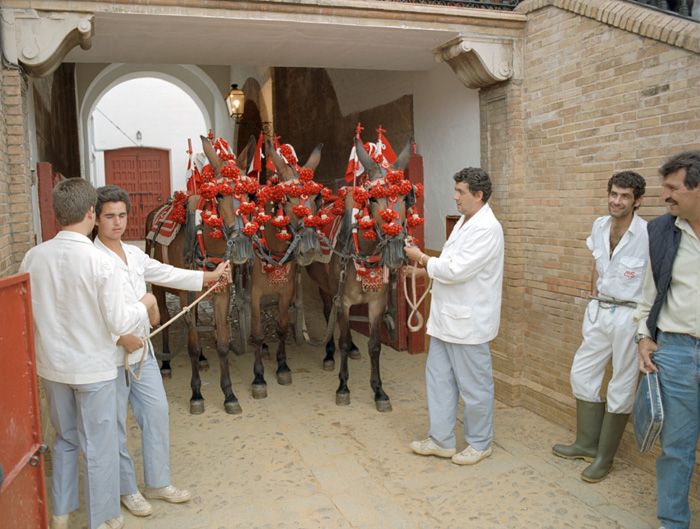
[21,178,157,529]
[94,186,230,518]
[552,171,647,482]
[404,167,504,466]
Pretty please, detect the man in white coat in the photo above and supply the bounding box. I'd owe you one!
[20,178,157,529]
[94,186,230,518]
[404,167,504,465]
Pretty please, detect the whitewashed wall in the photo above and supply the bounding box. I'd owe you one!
[328,63,480,252]
[91,78,207,193]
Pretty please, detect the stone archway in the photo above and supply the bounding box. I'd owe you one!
[78,63,232,186]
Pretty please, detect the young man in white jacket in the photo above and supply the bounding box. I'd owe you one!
[94,186,230,518]
[20,178,157,529]
[404,167,504,466]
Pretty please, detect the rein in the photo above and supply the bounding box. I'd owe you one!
[403,264,433,332]
[124,275,228,386]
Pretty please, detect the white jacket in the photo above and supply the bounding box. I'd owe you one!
[94,238,204,366]
[19,231,149,384]
[425,203,504,344]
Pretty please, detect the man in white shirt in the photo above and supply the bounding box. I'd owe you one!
[94,186,230,519]
[404,167,504,466]
[553,171,647,483]
[19,178,157,529]
[633,151,700,529]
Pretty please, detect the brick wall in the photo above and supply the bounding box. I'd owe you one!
[485,0,700,489]
[0,65,33,276]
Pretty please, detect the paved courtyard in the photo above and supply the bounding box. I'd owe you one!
[46,290,698,529]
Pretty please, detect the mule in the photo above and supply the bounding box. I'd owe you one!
[306,136,415,412]
[249,140,325,399]
[145,135,256,414]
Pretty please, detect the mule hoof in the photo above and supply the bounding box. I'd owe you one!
[277,371,292,386]
[199,359,210,371]
[323,360,335,372]
[190,400,205,414]
[349,349,361,360]
[336,393,350,406]
[376,400,393,413]
[160,369,172,380]
[224,401,242,415]
[252,384,268,399]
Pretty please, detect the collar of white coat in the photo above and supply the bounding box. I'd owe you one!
[93,236,130,270]
[55,230,93,244]
[457,202,491,231]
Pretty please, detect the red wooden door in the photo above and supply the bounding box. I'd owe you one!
[0,274,48,529]
[105,148,171,240]
[36,163,65,242]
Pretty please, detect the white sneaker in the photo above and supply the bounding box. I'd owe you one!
[121,491,153,516]
[95,516,124,529]
[451,445,493,465]
[143,484,191,503]
[50,514,69,529]
[409,437,456,458]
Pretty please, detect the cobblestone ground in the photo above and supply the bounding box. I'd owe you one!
[46,285,700,529]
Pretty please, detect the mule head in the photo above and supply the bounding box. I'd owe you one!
[198,135,256,265]
[265,140,325,266]
[353,136,415,269]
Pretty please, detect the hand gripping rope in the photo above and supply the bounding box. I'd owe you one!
[124,274,228,386]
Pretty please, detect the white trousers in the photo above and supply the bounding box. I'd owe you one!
[43,378,120,529]
[426,337,494,451]
[117,352,171,494]
[570,300,639,414]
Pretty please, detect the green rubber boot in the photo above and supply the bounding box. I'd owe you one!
[581,411,630,482]
[552,399,605,462]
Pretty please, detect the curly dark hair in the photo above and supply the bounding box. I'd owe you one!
[453,167,492,203]
[96,185,131,217]
[659,151,700,190]
[607,171,646,201]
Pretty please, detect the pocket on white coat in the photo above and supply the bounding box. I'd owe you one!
[441,303,472,338]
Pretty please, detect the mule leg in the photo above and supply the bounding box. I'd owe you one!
[194,305,209,371]
[320,289,336,371]
[335,307,352,406]
[153,286,173,379]
[251,286,267,399]
[213,287,241,414]
[368,298,391,412]
[188,329,205,415]
[275,282,294,386]
[349,339,361,360]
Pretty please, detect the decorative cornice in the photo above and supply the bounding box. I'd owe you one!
[516,0,699,54]
[0,9,94,77]
[433,35,520,89]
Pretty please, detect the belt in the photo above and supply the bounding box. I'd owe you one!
[589,295,637,308]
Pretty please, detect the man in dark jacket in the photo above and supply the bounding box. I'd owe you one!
[633,150,700,529]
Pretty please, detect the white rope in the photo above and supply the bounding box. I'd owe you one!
[403,265,432,333]
[124,278,226,383]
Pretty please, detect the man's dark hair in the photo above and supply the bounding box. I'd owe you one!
[607,171,646,201]
[52,178,97,227]
[659,150,700,190]
[453,167,492,203]
[96,185,131,217]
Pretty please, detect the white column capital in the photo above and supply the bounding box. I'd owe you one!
[1,9,94,77]
[433,35,519,90]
